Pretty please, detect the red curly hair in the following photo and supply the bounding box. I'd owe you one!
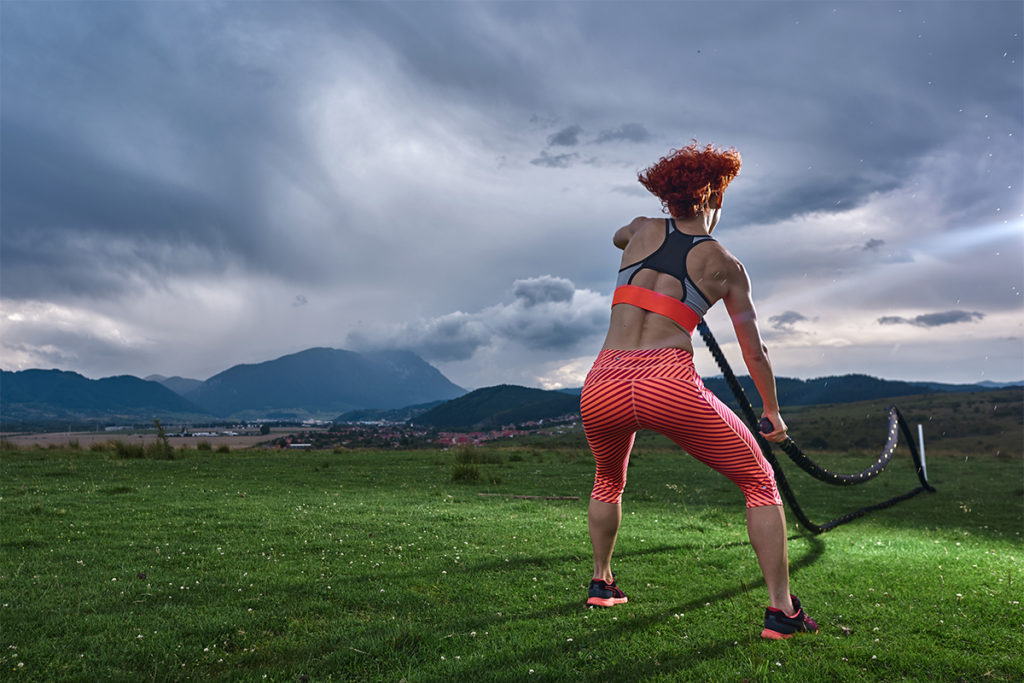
[638,141,742,218]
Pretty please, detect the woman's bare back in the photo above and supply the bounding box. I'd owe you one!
[601,216,738,352]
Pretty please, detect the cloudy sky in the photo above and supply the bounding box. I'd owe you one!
[2,1,1021,391]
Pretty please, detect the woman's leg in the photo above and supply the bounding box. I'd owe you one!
[633,375,795,612]
[581,356,638,583]
[746,504,795,615]
[589,498,621,583]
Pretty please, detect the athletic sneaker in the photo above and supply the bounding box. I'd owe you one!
[587,578,628,607]
[761,594,818,639]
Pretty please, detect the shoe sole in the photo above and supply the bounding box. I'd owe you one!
[760,628,793,640]
[586,596,628,607]
[760,627,816,640]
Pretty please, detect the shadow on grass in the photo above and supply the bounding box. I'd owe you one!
[344,535,827,681]
[458,532,811,576]
[539,533,826,619]
[441,534,827,681]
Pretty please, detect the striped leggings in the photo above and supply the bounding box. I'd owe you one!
[581,348,781,508]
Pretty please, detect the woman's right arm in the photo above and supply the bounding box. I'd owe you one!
[721,258,788,442]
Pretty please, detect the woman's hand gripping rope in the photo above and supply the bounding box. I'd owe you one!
[758,414,788,443]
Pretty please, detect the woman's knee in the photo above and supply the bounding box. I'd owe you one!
[741,479,783,508]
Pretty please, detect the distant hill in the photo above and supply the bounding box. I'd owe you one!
[414,384,580,430]
[448,374,1019,436]
[556,374,1018,408]
[335,400,447,424]
[780,386,1023,456]
[0,369,211,427]
[971,380,1023,389]
[379,373,1020,433]
[185,348,465,419]
[699,374,1009,410]
[145,374,204,396]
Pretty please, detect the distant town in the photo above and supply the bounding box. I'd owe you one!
[271,414,581,450]
[89,413,583,451]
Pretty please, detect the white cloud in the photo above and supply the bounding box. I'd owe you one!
[347,276,609,365]
[536,356,594,390]
[0,300,150,374]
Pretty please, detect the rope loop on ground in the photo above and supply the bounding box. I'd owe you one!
[696,321,935,534]
[776,405,907,486]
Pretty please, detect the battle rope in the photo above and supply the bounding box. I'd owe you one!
[696,321,935,534]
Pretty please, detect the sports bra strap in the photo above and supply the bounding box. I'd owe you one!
[611,284,701,334]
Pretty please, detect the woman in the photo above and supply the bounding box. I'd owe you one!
[581,141,818,639]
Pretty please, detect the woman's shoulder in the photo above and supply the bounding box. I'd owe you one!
[703,239,741,266]
[619,216,662,235]
[692,237,743,274]
[623,215,662,230]
[614,216,660,249]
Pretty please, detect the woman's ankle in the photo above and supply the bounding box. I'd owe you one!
[769,595,796,615]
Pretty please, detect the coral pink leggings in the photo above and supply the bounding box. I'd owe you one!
[581,348,782,507]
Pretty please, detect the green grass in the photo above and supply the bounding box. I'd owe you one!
[1,439,1021,681]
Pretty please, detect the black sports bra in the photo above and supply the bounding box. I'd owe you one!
[615,218,715,320]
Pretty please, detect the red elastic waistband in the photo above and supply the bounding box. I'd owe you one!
[611,285,701,334]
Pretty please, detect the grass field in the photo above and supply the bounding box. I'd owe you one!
[1,420,1021,680]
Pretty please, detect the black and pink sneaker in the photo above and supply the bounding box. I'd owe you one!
[587,578,628,607]
[761,595,818,639]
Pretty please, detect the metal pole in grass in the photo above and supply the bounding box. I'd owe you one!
[696,321,935,534]
[918,424,928,482]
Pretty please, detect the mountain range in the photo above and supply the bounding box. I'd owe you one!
[0,369,209,426]
[409,376,1024,431]
[144,375,203,396]
[1,348,465,427]
[182,348,464,419]
[2,346,1019,430]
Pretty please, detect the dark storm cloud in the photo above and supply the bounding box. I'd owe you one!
[594,123,651,144]
[768,310,808,330]
[532,122,652,169]
[877,311,985,327]
[548,124,583,147]
[735,173,904,227]
[347,277,607,361]
[495,307,607,352]
[530,151,579,168]
[513,275,575,307]
[0,1,352,299]
[853,237,913,264]
[0,119,238,298]
[562,2,1023,228]
[5,2,1019,286]
[347,312,492,363]
[542,122,652,150]
[611,184,650,198]
[324,1,552,111]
